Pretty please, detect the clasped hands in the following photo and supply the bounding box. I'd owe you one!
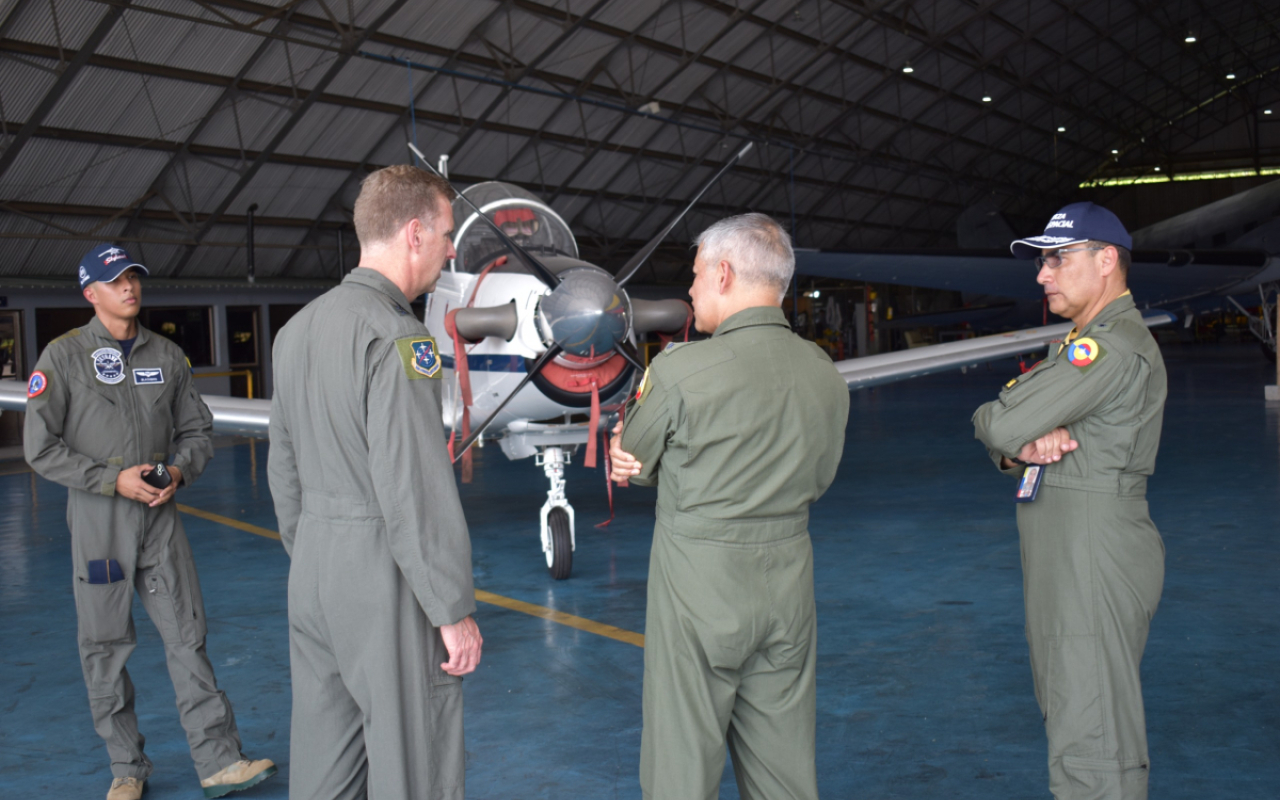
[116,464,183,507]
[1006,426,1078,468]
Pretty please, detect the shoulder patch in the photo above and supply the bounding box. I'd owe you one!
[27,370,48,398]
[663,341,691,353]
[1067,337,1105,370]
[396,336,442,379]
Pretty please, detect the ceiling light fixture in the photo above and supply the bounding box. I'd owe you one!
[902,63,914,74]
[982,95,992,102]
[1185,33,1196,43]
[1226,73,1236,80]
[1111,149,1119,154]
[1154,166,1161,172]
[1267,109,1274,115]
[1057,126,1066,133]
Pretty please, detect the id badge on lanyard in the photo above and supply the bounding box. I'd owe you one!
[1014,464,1045,503]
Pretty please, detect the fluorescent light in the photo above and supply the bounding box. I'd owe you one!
[1185,34,1196,43]
[1227,73,1236,80]
[1080,166,1280,188]
[1154,166,1161,171]
[1057,126,1066,133]
[982,95,992,102]
[902,63,914,74]
[1111,149,1119,154]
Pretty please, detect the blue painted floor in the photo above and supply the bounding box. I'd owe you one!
[1,343,1277,798]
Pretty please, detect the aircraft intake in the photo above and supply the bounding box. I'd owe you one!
[452,301,519,342]
[631,298,693,334]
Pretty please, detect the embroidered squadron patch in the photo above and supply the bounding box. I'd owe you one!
[27,371,48,398]
[133,367,164,385]
[1067,337,1104,369]
[636,367,651,404]
[91,347,126,385]
[395,336,442,379]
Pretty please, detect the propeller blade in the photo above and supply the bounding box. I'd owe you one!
[409,142,562,289]
[451,343,563,460]
[615,340,646,372]
[614,140,754,289]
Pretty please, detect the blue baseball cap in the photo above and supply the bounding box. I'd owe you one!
[1010,202,1132,259]
[78,243,148,289]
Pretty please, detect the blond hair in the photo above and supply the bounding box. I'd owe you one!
[353,164,455,247]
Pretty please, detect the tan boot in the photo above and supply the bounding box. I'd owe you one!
[106,776,145,800]
[200,758,277,798]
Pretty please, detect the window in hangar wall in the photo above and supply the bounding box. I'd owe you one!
[35,307,95,355]
[35,306,215,367]
[226,306,260,398]
[140,307,215,367]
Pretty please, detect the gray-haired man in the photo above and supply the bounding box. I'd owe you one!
[610,213,850,799]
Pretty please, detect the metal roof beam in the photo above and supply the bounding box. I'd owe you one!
[166,0,413,277]
[0,2,132,182]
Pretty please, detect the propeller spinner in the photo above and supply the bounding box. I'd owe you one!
[410,140,755,458]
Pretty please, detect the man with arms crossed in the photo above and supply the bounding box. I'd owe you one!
[973,202,1166,800]
[610,213,849,800]
[268,165,482,800]
[25,244,275,800]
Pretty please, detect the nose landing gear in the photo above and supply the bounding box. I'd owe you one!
[537,446,575,580]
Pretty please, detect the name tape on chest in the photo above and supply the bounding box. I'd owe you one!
[133,367,164,385]
[91,347,125,385]
[396,336,442,379]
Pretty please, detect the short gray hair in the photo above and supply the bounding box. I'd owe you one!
[694,213,794,299]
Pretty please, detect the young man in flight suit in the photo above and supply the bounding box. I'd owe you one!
[24,244,276,800]
[268,165,482,800]
[609,213,849,800]
[973,202,1167,800]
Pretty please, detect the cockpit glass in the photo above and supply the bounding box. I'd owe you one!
[451,182,577,275]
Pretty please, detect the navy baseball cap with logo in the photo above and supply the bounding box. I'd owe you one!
[77,242,148,289]
[1010,201,1133,259]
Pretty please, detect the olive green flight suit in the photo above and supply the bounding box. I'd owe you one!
[268,268,476,800]
[24,317,244,782]
[621,306,850,800]
[973,293,1166,800]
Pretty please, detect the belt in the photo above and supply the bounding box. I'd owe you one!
[1042,472,1148,498]
[656,507,809,544]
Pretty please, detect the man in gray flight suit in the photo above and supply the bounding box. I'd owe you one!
[268,165,482,800]
[609,213,849,800]
[973,202,1166,800]
[24,244,276,800]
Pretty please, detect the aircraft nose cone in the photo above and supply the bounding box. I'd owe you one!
[538,266,631,356]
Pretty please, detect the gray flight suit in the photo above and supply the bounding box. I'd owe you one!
[973,293,1166,800]
[268,268,476,800]
[24,317,244,782]
[621,306,850,800]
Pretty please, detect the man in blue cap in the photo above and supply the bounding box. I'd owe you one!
[24,244,276,800]
[973,203,1167,800]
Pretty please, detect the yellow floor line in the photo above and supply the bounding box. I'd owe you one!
[176,503,644,647]
[474,589,644,648]
[177,504,281,541]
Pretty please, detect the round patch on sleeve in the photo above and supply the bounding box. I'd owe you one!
[1067,337,1099,367]
[27,370,48,398]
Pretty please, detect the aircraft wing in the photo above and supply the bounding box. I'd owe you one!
[0,382,272,435]
[795,248,1270,306]
[835,310,1176,390]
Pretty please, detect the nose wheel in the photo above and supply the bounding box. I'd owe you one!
[538,446,576,580]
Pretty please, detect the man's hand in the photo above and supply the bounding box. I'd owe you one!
[116,465,161,504]
[148,465,182,508]
[609,421,641,483]
[439,615,483,677]
[1013,427,1078,466]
